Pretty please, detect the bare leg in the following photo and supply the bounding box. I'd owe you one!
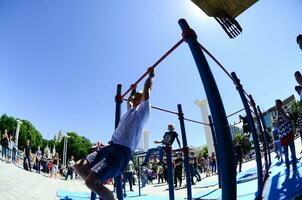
[85,172,117,200]
[74,159,91,181]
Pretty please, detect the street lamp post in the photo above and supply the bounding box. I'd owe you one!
[62,135,69,167]
[15,119,22,147]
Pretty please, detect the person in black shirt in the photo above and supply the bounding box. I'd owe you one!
[24,140,32,172]
[1,129,9,162]
[234,141,243,173]
[189,151,201,185]
[174,153,183,188]
[141,123,181,166]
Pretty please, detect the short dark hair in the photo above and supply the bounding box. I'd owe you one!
[275,99,282,105]
[297,34,302,43]
[294,71,301,77]
[295,85,302,92]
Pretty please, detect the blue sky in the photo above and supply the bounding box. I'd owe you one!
[0,0,301,148]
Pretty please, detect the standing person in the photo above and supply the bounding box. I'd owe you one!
[74,73,154,200]
[12,137,18,164]
[210,152,217,174]
[189,152,201,185]
[24,140,32,171]
[141,123,181,166]
[234,141,243,173]
[123,159,134,192]
[199,157,205,174]
[174,153,183,188]
[297,34,302,51]
[8,134,13,163]
[1,129,9,162]
[162,159,168,183]
[35,146,42,174]
[275,99,297,173]
[41,152,47,174]
[51,152,59,178]
[65,155,75,180]
[272,121,283,161]
[204,156,210,177]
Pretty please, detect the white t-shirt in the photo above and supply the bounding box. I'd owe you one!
[111,100,150,152]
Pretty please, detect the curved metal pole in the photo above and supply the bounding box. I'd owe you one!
[208,115,221,188]
[249,95,269,176]
[115,84,124,200]
[257,106,272,167]
[177,104,192,200]
[179,18,236,200]
[231,72,263,199]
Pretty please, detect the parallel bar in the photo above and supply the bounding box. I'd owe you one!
[231,72,262,199]
[179,19,236,200]
[177,104,192,200]
[227,108,245,118]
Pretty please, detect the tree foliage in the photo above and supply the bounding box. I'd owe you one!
[196,145,208,158]
[0,114,17,137]
[18,119,43,151]
[233,133,251,157]
[56,132,92,161]
[0,114,93,160]
[291,100,300,127]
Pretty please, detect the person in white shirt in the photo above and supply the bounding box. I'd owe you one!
[74,72,154,200]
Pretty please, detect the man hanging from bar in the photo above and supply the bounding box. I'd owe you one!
[74,71,154,200]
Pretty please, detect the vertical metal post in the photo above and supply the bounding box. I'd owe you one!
[166,145,175,200]
[250,95,269,176]
[179,19,236,200]
[208,115,221,188]
[115,84,124,200]
[90,191,96,200]
[138,167,141,196]
[177,104,192,200]
[231,72,262,199]
[257,106,271,166]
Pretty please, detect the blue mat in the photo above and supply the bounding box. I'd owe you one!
[264,159,302,200]
[192,178,257,200]
[194,167,258,190]
[57,190,183,200]
[57,190,92,200]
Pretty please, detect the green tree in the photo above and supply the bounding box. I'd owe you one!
[56,132,92,161]
[291,100,300,127]
[196,145,208,159]
[0,114,17,137]
[233,133,251,157]
[18,120,43,151]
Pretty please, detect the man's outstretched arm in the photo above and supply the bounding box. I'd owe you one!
[143,72,154,101]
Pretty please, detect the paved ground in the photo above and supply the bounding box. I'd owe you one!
[0,137,301,200]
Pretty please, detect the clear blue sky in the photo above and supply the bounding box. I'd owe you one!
[0,0,301,148]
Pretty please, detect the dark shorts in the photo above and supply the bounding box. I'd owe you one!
[86,143,131,182]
